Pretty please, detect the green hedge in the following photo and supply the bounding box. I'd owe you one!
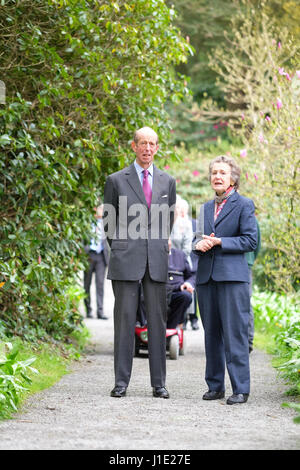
[0,0,191,340]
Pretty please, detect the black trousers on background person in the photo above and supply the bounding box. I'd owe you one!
[136,284,192,330]
[84,250,107,318]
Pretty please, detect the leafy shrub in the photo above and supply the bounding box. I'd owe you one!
[0,0,191,340]
[253,290,300,390]
[282,400,300,424]
[253,289,300,422]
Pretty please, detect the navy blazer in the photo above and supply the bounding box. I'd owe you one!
[193,192,257,284]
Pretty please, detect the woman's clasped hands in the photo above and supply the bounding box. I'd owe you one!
[195,233,222,252]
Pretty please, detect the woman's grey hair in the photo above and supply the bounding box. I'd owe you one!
[209,155,241,190]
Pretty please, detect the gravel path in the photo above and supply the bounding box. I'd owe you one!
[0,279,299,450]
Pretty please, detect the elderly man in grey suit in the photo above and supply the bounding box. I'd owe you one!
[103,127,176,398]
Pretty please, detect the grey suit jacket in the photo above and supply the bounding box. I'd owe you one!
[103,162,176,282]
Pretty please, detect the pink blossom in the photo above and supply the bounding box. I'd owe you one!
[164,165,170,170]
[278,42,281,49]
[245,172,249,180]
[258,133,268,145]
[213,124,219,130]
[265,116,271,122]
[241,113,245,120]
[240,149,247,158]
[296,71,300,78]
[278,67,291,80]
[276,98,283,110]
[192,170,200,176]
[254,173,258,181]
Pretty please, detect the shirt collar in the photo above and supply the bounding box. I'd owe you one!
[134,160,153,177]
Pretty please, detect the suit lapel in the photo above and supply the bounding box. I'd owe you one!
[125,163,147,206]
[214,191,238,226]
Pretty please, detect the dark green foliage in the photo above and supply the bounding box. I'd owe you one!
[168,0,239,102]
[0,0,191,340]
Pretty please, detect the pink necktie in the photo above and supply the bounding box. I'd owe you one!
[142,169,152,208]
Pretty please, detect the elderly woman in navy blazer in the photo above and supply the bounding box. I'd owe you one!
[193,155,257,405]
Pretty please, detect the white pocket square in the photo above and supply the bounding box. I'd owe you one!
[161,194,168,198]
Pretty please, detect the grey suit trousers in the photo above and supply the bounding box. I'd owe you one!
[112,265,167,388]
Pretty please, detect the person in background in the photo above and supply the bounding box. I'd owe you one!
[193,155,257,405]
[136,239,194,330]
[83,205,109,320]
[171,196,199,330]
[246,217,261,353]
[185,217,200,330]
[170,195,193,259]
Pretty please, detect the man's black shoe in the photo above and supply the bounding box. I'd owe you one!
[110,386,127,398]
[202,390,225,400]
[153,387,169,399]
[226,393,249,405]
